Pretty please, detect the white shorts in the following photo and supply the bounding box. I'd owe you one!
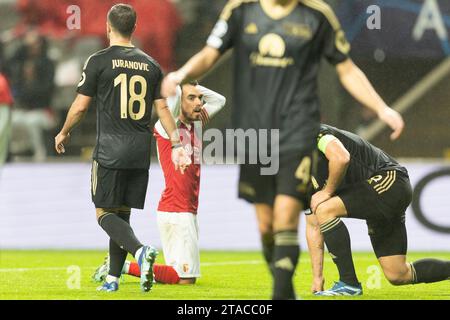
[157,211,200,278]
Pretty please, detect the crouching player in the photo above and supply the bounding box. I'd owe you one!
[93,82,226,284]
[306,124,450,296]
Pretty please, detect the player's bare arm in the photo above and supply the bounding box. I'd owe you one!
[305,213,325,293]
[55,94,92,154]
[161,47,221,97]
[336,58,404,140]
[154,98,191,173]
[311,136,350,214]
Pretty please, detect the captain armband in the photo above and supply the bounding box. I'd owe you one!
[317,134,337,154]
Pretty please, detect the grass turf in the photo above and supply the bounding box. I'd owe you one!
[0,250,449,300]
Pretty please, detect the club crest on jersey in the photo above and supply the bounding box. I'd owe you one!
[283,22,312,39]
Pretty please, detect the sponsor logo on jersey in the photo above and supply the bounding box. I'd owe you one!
[250,33,294,68]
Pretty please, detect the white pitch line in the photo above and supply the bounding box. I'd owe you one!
[201,260,262,266]
[0,257,387,273]
[0,261,263,273]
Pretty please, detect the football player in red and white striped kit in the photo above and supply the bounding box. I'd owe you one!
[93,81,226,284]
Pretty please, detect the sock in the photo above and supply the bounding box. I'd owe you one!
[107,213,130,278]
[134,247,143,261]
[105,275,119,283]
[154,264,180,284]
[109,239,128,278]
[128,261,141,277]
[320,218,359,287]
[122,261,130,274]
[98,213,143,256]
[411,259,450,283]
[272,230,299,300]
[261,232,274,275]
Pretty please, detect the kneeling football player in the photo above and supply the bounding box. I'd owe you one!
[306,124,450,296]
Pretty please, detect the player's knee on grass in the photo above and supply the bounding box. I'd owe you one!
[179,278,196,285]
[379,259,412,286]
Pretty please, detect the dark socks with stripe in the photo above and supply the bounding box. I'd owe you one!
[107,213,132,278]
[272,230,299,300]
[261,232,275,275]
[320,218,360,287]
[411,259,450,283]
[99,212,143,258]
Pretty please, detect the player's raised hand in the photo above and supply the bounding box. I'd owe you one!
[378,107,404,140]
[54,132,70,154]
[161,72,183,98]
[171,145,191,174]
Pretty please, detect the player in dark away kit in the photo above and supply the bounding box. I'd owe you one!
[55,4,190,292]
[306,124,450,296]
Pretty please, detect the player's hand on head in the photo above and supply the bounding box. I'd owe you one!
[54,132,70,154]
[378,107,404,140]
[310,190,332,214]
[161,72,183,98]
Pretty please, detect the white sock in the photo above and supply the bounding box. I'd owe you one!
[122,261,130,274]
[134,247,143,261]
[105,275,119,283]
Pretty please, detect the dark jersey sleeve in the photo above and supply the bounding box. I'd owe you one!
[206,1,242,54]
[76,55,99,97]
[317,125,334,143]
[317,10,350,65]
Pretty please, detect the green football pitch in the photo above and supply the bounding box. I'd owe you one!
[0,250,449,300]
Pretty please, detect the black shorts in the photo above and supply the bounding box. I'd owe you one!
[91,160,149,209]
[238,150,317,207]
[337,169,412,258]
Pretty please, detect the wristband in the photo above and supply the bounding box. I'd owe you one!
[171,143,183,149]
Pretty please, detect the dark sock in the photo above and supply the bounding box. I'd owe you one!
[99,212,142,256]
[272,230,299,300]
[411,259,450,283]
[109,239,128,278]
[108,213,131,278]
[261,232,274,275]
[320,218,359,287]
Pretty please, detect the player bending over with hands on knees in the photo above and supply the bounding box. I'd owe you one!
[93,82,226,284]
[306,124,450,296]
[55,3,190,292]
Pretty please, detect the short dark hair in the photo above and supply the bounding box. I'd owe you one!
[107,4,137,38]
[182,80,199,88]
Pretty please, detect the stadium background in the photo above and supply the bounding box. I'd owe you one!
[0,0,449,253]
